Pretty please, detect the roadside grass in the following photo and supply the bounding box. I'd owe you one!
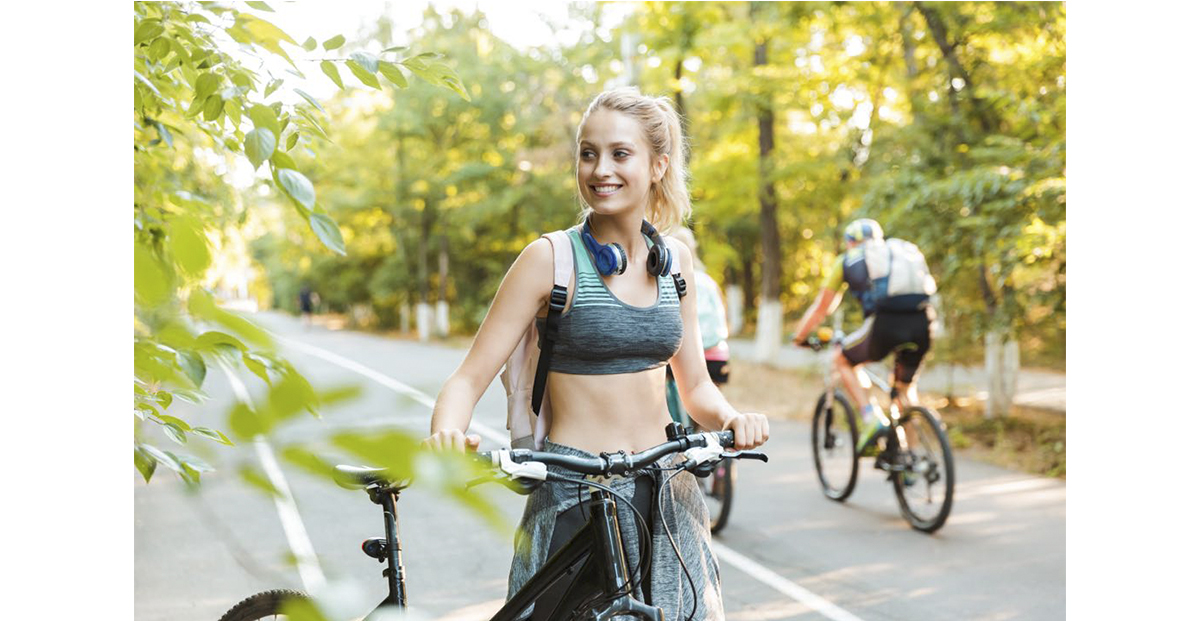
[723,360,1066,479]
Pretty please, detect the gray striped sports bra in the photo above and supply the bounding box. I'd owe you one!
[536,228,683,375]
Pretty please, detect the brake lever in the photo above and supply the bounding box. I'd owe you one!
[722,450,769,463]
[465,472,544,495]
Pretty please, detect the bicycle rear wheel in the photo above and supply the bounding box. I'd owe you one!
[218,589,310,621]
[811,391,859,501]
[890,406,955,533]
[703,457,736,534]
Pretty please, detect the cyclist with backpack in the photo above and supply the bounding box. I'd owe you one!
[791,218,937,456]
[425,87,768,620]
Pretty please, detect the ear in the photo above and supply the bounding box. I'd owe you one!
[652,154,669,183]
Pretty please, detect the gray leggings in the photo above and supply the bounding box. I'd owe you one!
[507,440,725,620]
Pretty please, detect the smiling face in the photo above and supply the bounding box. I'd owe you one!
[576,108,666,217]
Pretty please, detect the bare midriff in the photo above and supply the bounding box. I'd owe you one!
[544,365,675,454]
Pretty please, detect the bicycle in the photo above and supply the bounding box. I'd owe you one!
[665,367,736,535]
[219,424,767,620]
[801,329,955,533]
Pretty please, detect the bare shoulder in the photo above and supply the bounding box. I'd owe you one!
[502,236,555,303]
[665,236,695,273]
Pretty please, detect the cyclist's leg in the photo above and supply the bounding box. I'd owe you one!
[836,317,882,417]
[891,310,933,410]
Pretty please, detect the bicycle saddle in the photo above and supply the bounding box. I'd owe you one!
[334,464,403,490]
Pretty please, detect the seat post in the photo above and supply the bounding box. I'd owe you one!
[378,489,407,609]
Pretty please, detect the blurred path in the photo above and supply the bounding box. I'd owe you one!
[135,312,1064,620]
[727,338,1066,413]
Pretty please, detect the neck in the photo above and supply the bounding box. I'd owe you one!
[588,211,646,253]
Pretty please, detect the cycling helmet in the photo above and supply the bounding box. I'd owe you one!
[844,218,884,243]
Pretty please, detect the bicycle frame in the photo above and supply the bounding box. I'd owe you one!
[359,484,661,621]
[489,488,663,621]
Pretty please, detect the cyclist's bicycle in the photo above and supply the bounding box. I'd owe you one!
[219,425,767,620]
[801,330,954,533]
[666,368,736,535]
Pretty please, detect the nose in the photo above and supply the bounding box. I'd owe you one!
[593,154,614,178]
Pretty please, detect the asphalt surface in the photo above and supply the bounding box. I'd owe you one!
[134,313,1065,620]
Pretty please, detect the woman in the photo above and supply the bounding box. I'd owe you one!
[426,87,769,620]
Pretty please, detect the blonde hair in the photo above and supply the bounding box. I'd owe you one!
[575,87,691,233]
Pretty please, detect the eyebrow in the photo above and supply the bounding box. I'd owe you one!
[579,140,636,149]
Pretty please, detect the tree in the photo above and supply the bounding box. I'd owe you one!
[133,1,468,483]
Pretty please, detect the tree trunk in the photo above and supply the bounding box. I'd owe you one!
[417,201,432,342]
[726,283,744,336]
[436,235,450,338]
[751,1,783,362]
[985,331,1019,418]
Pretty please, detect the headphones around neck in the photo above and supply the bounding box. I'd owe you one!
[581,218,673,278]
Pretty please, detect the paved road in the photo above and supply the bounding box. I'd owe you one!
[727,339,1066,413]
[135,313,1065,620]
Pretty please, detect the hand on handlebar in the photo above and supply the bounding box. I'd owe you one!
[721,412,769,450]
[422,429,482,453]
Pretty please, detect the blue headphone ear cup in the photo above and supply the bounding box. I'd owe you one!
[611,243,628,275]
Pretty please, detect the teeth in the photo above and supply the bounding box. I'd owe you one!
[593,185,621,193]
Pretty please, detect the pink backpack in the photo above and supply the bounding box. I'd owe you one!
[500,230,572,449]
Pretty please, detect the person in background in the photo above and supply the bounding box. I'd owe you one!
[666,226,730,429]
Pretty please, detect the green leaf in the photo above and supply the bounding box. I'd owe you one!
[154,391,173,409]
[349,51,379,74]
[319,60,344,90]
[239,465,283,497]
[286,132,299,151]
[246,1,274,11]
[177,350,207,387]
[134,446,157,483]
[302,36,317,51]
[243,351,272,384]
[163,423,187,445]
[158,415,193,432]
[309,213,346,255]
[378,62,408,89]
[148,37,170,62]
[134,243,171,306]
[264,78,284,98]
[228,402,266,440]
[346,60,380,89]
[271,149,297,170]
[194,427,235,446]
[134,19,164,45]
[224,100,243,127]
[203,95,224,122]
[140,443,184,475]
[153,122,174,148]
[196,331,247,353]
[194,72,221,101]
[381,45,408,54]
[293,88,325,114]
[276,168,316,209]
[172,388,209,404]
[322,34,345,50]
[245,127,277,170]
[247,104,281,138]
[167,216,212,278]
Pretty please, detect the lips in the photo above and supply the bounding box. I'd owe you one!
[590,184,622,197]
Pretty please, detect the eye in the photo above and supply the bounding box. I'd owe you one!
[580,149,595,159]
[613,149,630,159]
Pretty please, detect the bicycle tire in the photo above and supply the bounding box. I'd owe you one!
[706,457,736,534]
[218,589,310,621]
[890,406,955,533]
[812,391,859,501]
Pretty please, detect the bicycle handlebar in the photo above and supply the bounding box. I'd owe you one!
[477,429,737,478]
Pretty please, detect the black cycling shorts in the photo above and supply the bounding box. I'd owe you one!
[842,308,933,384]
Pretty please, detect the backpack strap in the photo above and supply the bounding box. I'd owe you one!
[531,230,571,416]
[669,241,687,299]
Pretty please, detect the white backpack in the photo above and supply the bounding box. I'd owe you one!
[500,230,572,450]
[857,237,937,313]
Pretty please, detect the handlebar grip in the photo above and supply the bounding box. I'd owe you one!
[715,430,735,448]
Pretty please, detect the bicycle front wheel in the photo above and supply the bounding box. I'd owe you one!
[218,589,310,621]
[704,457,736,534]
[891,406,955,533]
[812,391,859,501]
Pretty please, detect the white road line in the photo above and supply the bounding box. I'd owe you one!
[218,361,327,592]
[710,541,865,621]
[286,338,861,621]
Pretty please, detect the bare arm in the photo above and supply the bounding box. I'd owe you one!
[426,238,554,450]
[792,287,839,345]
[666,240,769,450]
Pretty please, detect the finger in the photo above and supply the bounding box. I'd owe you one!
[452,432,465,453]
[466,434,482,451]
